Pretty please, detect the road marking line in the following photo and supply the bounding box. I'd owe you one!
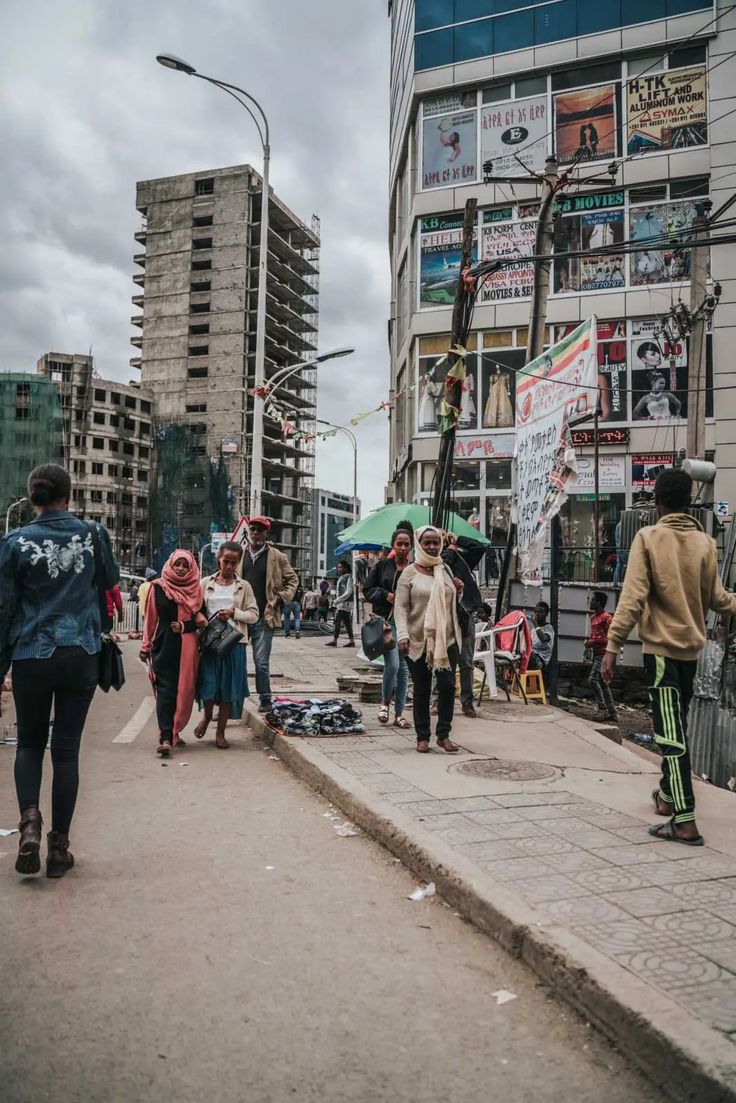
[113,697,156,744]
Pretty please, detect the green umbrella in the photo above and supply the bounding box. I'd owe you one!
[336,501,489,551]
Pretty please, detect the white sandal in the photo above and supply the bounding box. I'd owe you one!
[378,704,390,724]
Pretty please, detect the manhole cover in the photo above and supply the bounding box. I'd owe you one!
[455,758,558,782]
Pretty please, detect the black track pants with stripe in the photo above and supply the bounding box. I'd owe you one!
[643,654,697,825]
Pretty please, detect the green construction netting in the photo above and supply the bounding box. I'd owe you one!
[149,422,234,570]
[0,374,63,525]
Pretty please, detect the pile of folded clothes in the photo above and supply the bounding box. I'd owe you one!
[265,698,364,736]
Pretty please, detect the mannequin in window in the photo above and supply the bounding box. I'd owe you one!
[458,373,476,428]
[483,367,514,429]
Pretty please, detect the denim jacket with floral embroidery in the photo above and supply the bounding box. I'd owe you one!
[0,511,119,677]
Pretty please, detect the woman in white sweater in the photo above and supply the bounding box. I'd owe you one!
[395,526,463,753]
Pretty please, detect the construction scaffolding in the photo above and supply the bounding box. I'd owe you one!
[149,422,234,569]
[0,374,63,525]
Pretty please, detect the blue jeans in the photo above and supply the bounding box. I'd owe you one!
[249,621,274,705]
[283,601,301,635]
[382,624,409,714]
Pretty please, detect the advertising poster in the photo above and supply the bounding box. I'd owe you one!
[630,319,687,421]
[627,67,707,155]
[574,455,626,492]
[480,94,548,177]
[556,320,627,422]
[422,92,478,189]
[553,192,624,292]
[632,454,674,489]
[554,84,617,165]
[479,210,536,302]
[419,214,478,308]
[629,201,696,285]
[515,317,598,582]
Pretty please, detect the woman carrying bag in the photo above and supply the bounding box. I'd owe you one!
[140,550,206,757]
[395,526,464,754]
[364,527,412,729]
[195,541,258,748]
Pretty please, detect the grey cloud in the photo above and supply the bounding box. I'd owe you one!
[0,0,390,510]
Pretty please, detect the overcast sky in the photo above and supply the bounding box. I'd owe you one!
[0,0,390,512]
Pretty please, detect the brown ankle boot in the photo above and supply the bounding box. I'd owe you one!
[46,832,75,879]
[15,807,43,875]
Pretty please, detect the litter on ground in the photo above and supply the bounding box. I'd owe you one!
[408,882,436,901]
[492,989,518,1006]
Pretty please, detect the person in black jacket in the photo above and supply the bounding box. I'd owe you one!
[364,527,412,728]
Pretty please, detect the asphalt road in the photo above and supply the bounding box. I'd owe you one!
[0,651,663,1103]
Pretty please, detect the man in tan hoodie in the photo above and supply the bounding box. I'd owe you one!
[602,469,736,845]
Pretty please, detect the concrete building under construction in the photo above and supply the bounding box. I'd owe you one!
[133,165,321,574]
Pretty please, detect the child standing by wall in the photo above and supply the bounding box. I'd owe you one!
[585,590,617,722]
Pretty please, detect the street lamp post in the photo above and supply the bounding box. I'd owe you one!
[5,497,28,535]
[156,53,270,520]
[263,346,354,402]
[316,419,359,622]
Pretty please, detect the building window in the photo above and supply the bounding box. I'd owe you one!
[109,440,119,453]
[122,466,134,479]
[92,462,104,475]
[189,345,209,357]
[94,388,106,401]
[140,400,151,414]
[191,259,212,271]
[192,237,213,250]
[107,517,115,529]
[123,442,134,456]
[190,302,210,314]
[73,460,86,475]
[110,414,119,427]
[138,470,148,483]
[124,418,135,431]
[189,323,210,335]
[108,464,118,477]
[191,281,211,292]
[193,214,213,227]
[124,396,136,409]
[187,366,209,379]
[136,496,147,508]
[140,422,150,436]
[76,385,87,398]
[139,445,149,459]
[195,178,214,195]
[186,402,208,413]
[93,412,105,425]
[107,491,116,502]
[93,437,104,449]
[111,392,121,405]
[91,490,103,503]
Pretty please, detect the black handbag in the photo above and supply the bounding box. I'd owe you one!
[199,611,243,658]
[361,615,394,661]
[86,522,125,693]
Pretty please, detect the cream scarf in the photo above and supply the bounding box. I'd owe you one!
[414,526,452,671]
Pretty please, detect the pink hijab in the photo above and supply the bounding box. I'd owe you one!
[159,550,203,617]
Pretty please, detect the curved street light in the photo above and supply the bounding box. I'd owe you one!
[156,53,271,518]
[265,346,355,399]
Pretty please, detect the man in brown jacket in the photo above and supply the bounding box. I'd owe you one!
[603,469,736,845]
[241,517,299,713]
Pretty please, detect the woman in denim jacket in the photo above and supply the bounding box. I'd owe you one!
[0,464,119,878]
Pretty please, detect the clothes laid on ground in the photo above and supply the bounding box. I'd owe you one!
[265,698,364,736]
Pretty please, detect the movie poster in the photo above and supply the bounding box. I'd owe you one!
[419,214,478,308]
[479,209,536,302]
[630,320,688,421]
[554,84,617,165]
[627,67,707,155]
[631,454,675,489]
[553,192,624,292]
[629,201,696,285]
[422,92,478,189]
[480,94,548,177]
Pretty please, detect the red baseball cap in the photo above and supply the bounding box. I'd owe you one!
[249,516,271,532]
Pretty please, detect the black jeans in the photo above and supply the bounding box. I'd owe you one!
[588,653,615,715]
[407,645,459,743]
[12,646,98,834]
[644,654,697,825]
[333,609,354,642]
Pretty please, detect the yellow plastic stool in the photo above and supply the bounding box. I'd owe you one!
[513,670,547,704]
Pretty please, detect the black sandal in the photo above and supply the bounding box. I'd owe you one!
[648,819,704,846]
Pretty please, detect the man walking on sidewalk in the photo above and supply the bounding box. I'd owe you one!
[327,560,355,647]
[602,470,736,845]
[241,517,299,713]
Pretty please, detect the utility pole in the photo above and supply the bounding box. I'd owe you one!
[526,156,559,362]
[686,201,711,460]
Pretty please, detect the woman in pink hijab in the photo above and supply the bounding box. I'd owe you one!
[140,551,206,756]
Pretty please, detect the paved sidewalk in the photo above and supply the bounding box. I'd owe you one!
[252,634,736,1102]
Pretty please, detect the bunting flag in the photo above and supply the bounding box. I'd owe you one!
[431,345,468,435]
